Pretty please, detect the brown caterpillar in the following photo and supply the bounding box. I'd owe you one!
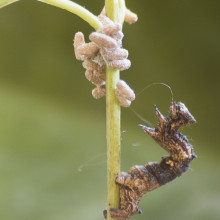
[104,101,196,220]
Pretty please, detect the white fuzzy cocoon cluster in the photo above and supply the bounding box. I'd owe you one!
[73,10,137,107]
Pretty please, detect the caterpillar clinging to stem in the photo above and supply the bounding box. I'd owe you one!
[104,101,196,220]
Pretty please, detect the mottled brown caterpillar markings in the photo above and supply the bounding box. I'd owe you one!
[104,101,196,220]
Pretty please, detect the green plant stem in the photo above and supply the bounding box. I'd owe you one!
[105,1,125,219]
[0,0,19,8]
[38,0,102,30]
[106,67,120,220]
[0,0,102,30]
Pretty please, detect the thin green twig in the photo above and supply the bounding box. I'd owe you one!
[38,0,102,30]
[105,0,126,220]
[0,0,102,30]
[0,0,19,8]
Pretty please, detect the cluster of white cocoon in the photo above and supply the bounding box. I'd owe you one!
[74,9,137,107]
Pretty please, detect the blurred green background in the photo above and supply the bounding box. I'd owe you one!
[0,0,219,220]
